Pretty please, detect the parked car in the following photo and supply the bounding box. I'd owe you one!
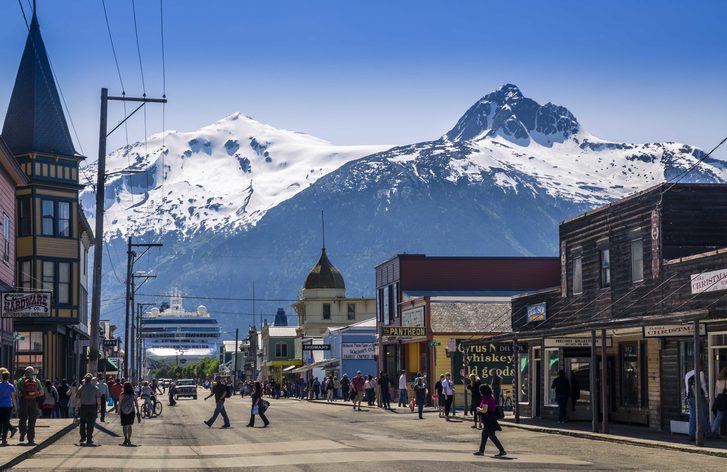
[161,378,172,389]
[175,379,198,400]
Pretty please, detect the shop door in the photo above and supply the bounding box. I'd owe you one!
[565,357,592,421]
[534,357,542,418]
[594,356,617,421]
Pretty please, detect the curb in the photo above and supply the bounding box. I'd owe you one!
[287,397,442,414]
[500,421,727,458]
[0,421,77,471]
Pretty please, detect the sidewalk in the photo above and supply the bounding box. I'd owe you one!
[0,418,75,470]
[498,417,727,458]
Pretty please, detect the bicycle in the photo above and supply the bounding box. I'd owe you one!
[142,395,163,418]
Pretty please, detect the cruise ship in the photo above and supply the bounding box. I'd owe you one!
[141,290,221,369]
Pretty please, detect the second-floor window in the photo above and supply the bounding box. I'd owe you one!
[631,239,644,282]
[18,199,31,236]
[347,303,355,320]
[572,255,583,295]
[42,260,71,305]
[275,343,288,357]
[2,214,9,262]
[19,261,31,290]
[600,248,611,288]
[323,303,331,320]
[41,200,71,237]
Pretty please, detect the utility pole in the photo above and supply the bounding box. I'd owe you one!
[233,328,239,390]
[88,88,167,375]
[124,253,159,380]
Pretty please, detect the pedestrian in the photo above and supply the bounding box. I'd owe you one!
[16,366,43,446]
[247,381,270,428]
[468,374,483,429]
[341,374,350,402]
[685,367,712,440]
[378,372,391,409]
[551,369,570,424]
[442,372,455,421]
[333,376,341,401]
[312,378,321,400]
[326,375,334,402]
[374,374,382,408]
[118,382,141,447]
[364,375,375,406]
[41,380,58,418]
[711,367,727,438]
[67,380,78,419]
[473,384,506,458]
[0,369,17,446]
[57,379,70,418]
[168,382,177,407]
[351,371,365,411]
[97,378,109,423]
[491,372,502,406]
[77,374,101,446]
[414,376,428,419]
[398,370,408,408]
[203,375,230,428]
[110,378,123,413]
[435,374,444,418]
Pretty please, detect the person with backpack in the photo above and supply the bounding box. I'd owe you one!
[247,381,270,428]
[203,375,230,428]
[41,380,58,418]
[16,366,43,445]
[341,374,351,402]
[117,382,141,447]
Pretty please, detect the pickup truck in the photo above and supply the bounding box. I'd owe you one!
[175,379,198,400]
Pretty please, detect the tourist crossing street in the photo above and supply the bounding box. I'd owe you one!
[9,393,727,471]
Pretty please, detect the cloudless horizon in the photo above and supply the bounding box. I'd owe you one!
[0,0,726,161]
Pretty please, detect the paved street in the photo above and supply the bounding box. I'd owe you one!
[8,391,727,471]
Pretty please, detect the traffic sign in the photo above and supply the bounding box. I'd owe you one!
[427,341,440,347]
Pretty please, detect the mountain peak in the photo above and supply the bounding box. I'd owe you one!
[445,84,580,146]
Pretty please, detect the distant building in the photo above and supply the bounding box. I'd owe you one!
[292,246,375,337]
[2,9,93,380]
[274,308,288,326]
[260,322,300,383]
[323,318,377,379]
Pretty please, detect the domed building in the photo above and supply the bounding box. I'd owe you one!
[292,247,375,337]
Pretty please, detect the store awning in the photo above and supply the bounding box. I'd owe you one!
[97,358,119,372]
[316,358,339,369]
[283,365,297,372]
[291,365,312,374]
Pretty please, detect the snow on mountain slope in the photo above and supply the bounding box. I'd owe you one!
[80,113,389,239]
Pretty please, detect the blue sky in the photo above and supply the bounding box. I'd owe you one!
[0,0,726,159]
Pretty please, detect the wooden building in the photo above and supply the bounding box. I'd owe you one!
[508,183,727,435]
[1,10,93,380]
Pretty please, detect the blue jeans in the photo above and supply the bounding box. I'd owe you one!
[688,397,711,438]
[399,389,408,406]
[208,400,230,426]
[712,409,725,435]
[417,401,424,418]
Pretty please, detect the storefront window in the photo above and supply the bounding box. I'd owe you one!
[518,353,530,403]
[544,349,559,405]
[621,343,639,407]
[679,341,694,414]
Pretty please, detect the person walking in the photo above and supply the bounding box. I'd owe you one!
[378,372,392,410]
[685,367,712,440]
[247,381,270,428]
[414,376,428,419]
[473,384,506,458]
[97,378,109,423]
[16,366,43,445]
[41,380,58,418]
[551,369,570,424]
[0,369,16,446]
[326,375,334,402]
[312,378,321,400]
[435,374,445,418]
[118,382,141,447]
[67,380,78,419]
[351,371,365,411]
[333,376,341,401]
[168,382,177,407]
[77,375,101,446]
[468,374,483,429]
[398,370,408,408]
[110,378,123,413]
[204,375,230,428]
[341,374,350,402]
[711,367,727,438]
[442,372,455,421]
[57,379,70,418]
[364,375,375,406]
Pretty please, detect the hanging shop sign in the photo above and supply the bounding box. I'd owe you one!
[342,343,375,360]
[543,337,612,348]
[381,326,426,337]
[691,268,727,294]
[303,344,331,351]
[527,302,547,322]
[103,338,118,347]
[1,291,52,318]
[643,324,705,338]
[402,306,425,327]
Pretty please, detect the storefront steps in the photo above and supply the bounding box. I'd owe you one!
[497,418,727,458]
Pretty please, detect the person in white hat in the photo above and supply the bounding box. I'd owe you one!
[15,366,43,445]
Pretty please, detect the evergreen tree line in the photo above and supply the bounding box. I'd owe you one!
[150,357,220,381]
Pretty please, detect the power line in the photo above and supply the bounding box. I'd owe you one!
[662,135,727,195]
[130,0,146,95]
[100,0,126,93]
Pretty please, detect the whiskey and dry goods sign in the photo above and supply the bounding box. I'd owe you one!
[2,292,52,318]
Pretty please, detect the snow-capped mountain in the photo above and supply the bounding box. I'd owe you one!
[81,113,388,239]
[92,84,726,334]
